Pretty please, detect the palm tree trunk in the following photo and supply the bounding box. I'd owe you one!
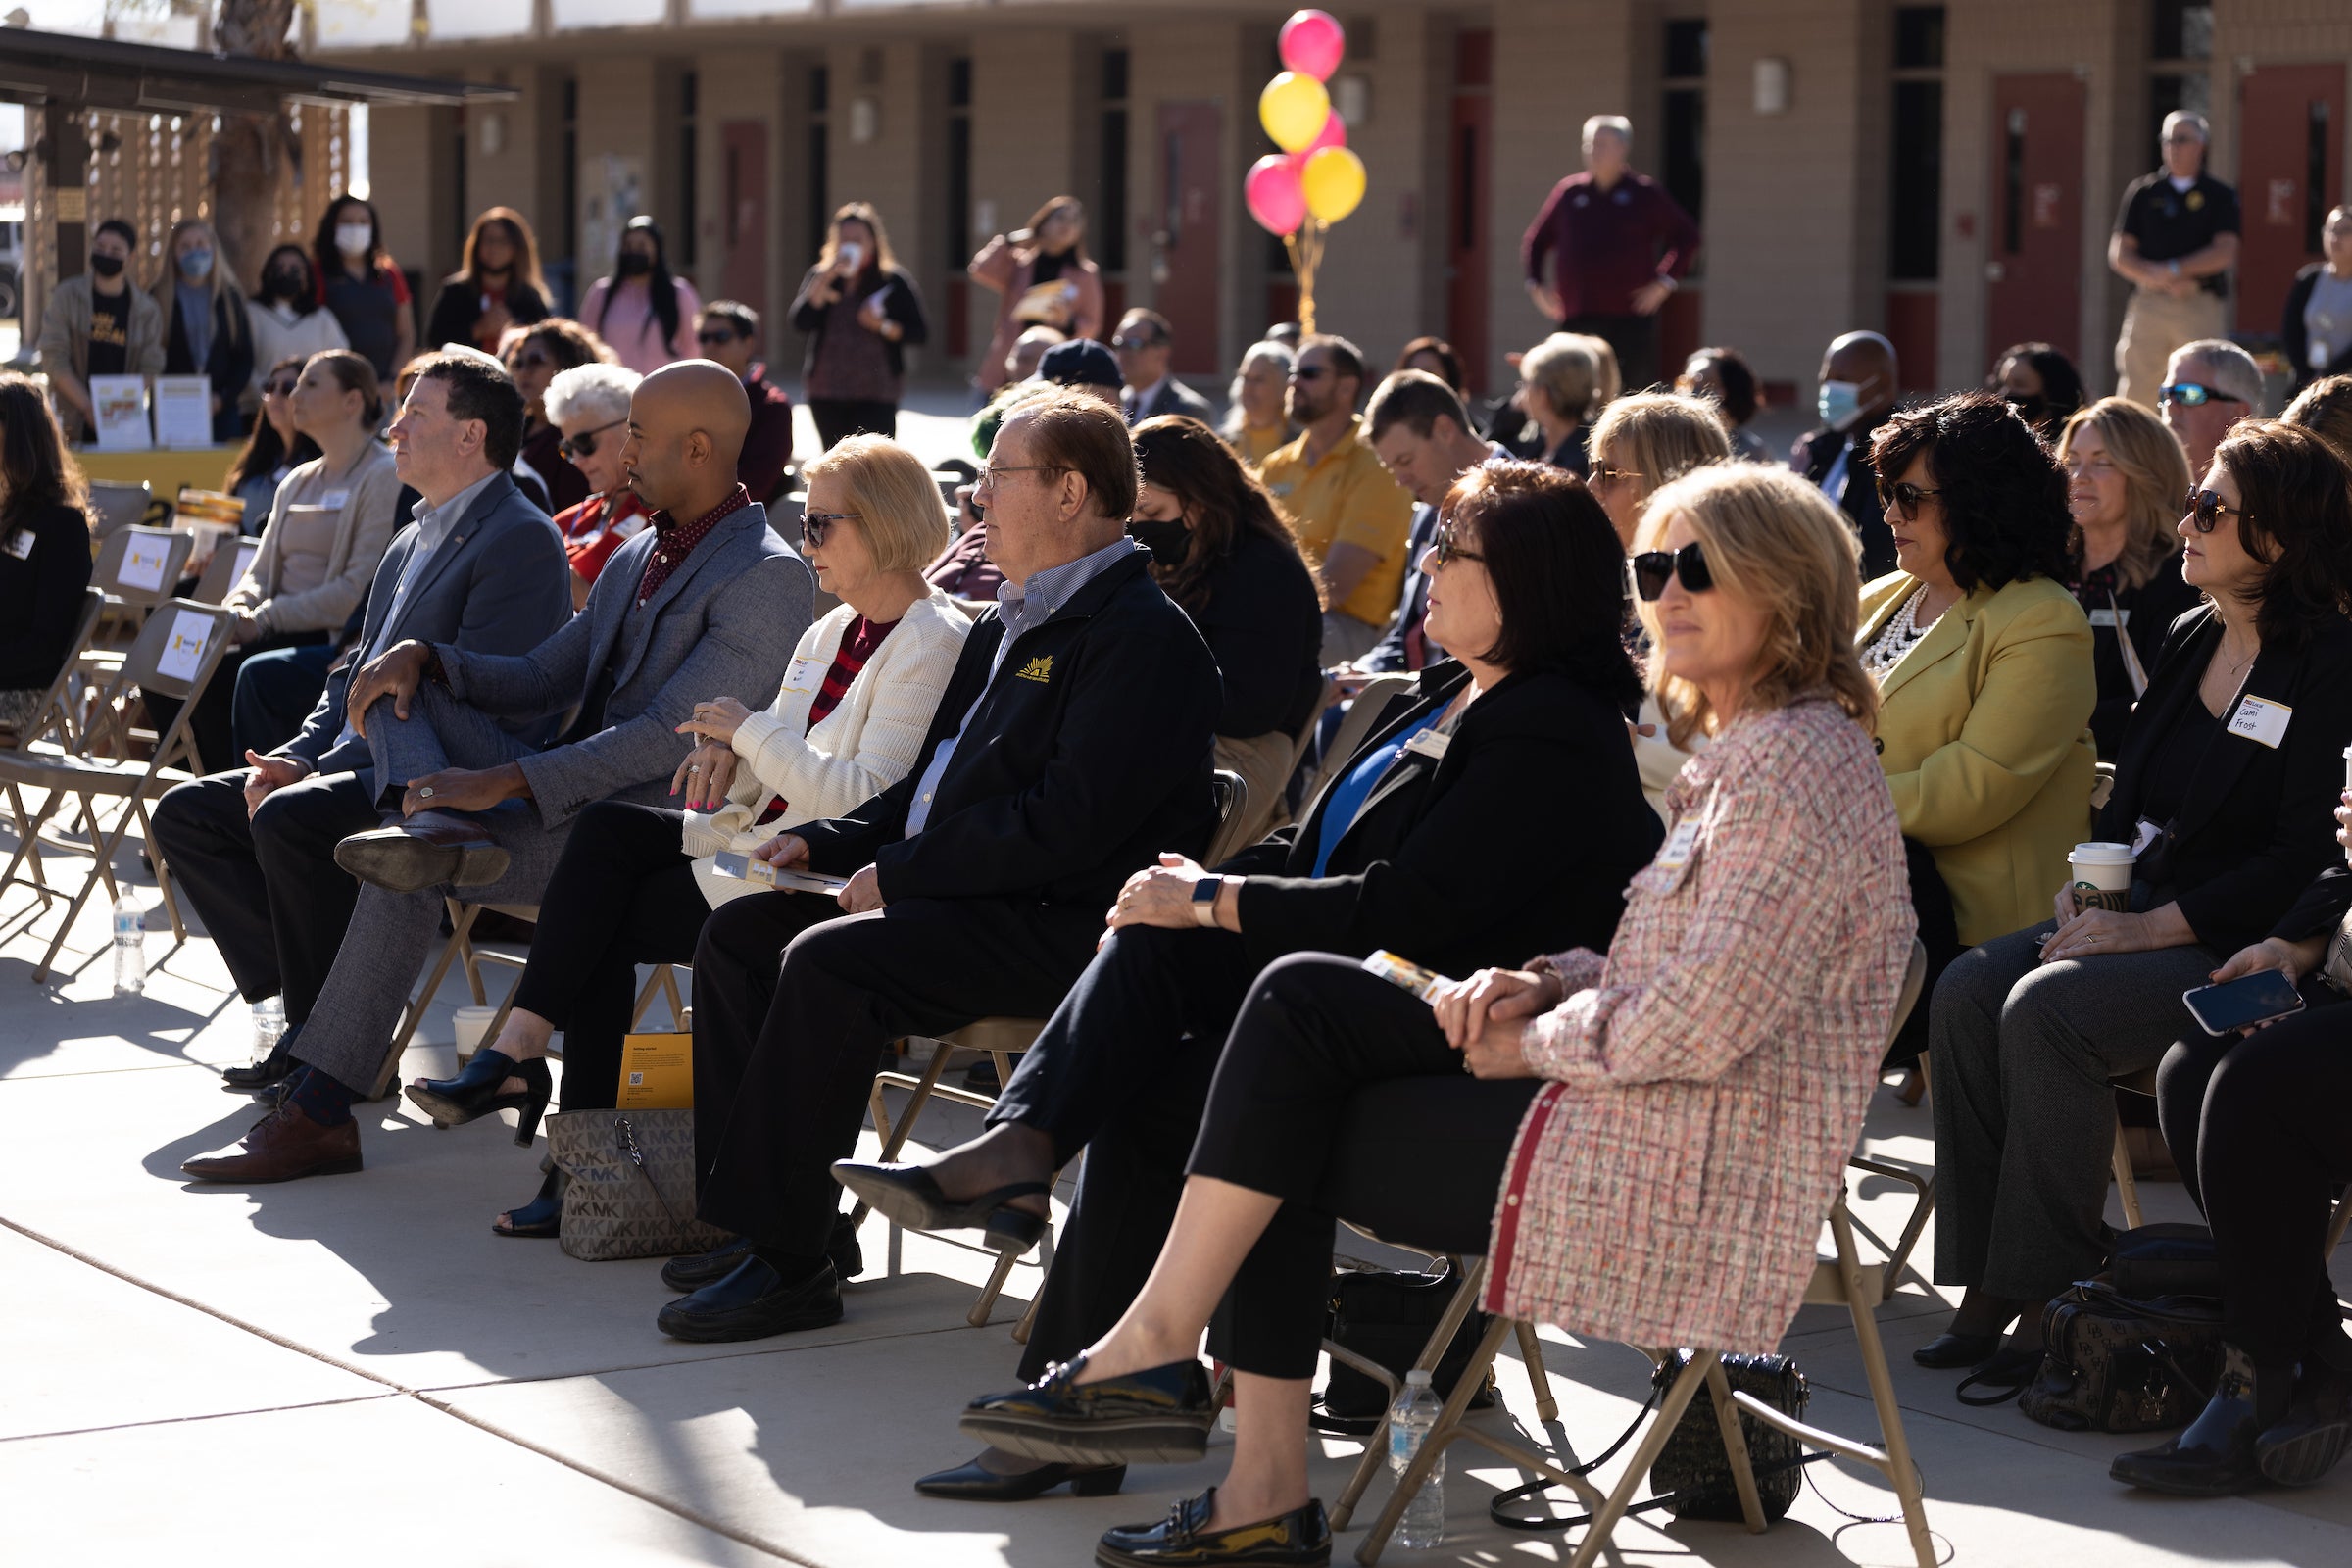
[209,0,301,289]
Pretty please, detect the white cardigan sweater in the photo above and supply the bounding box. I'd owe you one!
[683,588,969,906]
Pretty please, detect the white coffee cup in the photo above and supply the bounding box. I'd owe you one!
[452,1004,502,1066]
[2069,841,2134,912]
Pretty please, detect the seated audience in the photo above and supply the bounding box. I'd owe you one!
[157,218,255,445]
[174,361,809,1181]
[1516,331,1616,475]
[1034,338,1122,406]
[2057,398,2198,758]
[947,464,1910,1558]
[2163,337,2266,479]
[542,362,648,605]
[0,375,96,735]
[838,461,1660,1501]
[1861,393,2093,1060]
[1989,340,2087,442]
[925,483,1002,605]
[1221,339,1296,469]
[425,207,553,356]
[1798,329,1901,578]
[1393,335,1466,395]
[506,318,614,517]
[1357,370,1511,675]
[1676,345,1772,464]
[693,300,795,502]
[2283,373,2352,467]
[1259,335,1416,666]
[243,246,348,409]
[405,434,966,1236]
[1126,416,1322,841]
[1004,324,1066,387]
[1923,420,2352,1381]
[2281,204,2352,395]
[224,356,323,521]
[153,353,574,1097]
[1113,309,1215,427]
[651,392,1221,1344]
[151,353,400,772]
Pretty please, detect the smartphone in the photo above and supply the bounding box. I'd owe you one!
[837,240,865,271]
[712,851,850,897]
[2181,969,2306,1036]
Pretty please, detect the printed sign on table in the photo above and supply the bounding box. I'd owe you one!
[154,608,216,687]
[153,376,214,450]
[89,375,151,451]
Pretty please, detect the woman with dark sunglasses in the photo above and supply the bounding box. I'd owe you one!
[503,318,614,516]
[1921,419,2352,1392]
[224,354,324,522]
[543,361,647,608]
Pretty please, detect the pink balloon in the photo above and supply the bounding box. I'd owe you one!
[1279,9,1346,82]
[1246,155,1307,236]
[1302,110,1347,158]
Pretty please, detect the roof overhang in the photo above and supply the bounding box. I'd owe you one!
[0,26,514,116]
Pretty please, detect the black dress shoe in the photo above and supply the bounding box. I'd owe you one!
[222,1022,303,1094]
[961,1352,1216,1466]
[662,1237,754,1292]
[407,1052,554,1146]
[831,1158,1048,1254]
[1912,1331,2002,1369]
[658,1256,843,1343]
[914,1457,1126,1501]
[1097,1490,1331,1568]
[2113,1345,2270,1494]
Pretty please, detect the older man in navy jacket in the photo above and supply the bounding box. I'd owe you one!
[659,390,1223,1344]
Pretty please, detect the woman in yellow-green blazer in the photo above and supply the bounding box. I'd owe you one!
[1859,393,2099,951]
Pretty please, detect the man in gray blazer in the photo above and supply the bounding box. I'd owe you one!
[183,361,811,1184]
[1112,309,1217,427]
[154,353,572,1095]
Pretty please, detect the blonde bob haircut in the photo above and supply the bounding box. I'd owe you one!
[799,434,954,574]
[1590,391,1734,506]
[1635,465,1878,749]
[2055,398,2189,593]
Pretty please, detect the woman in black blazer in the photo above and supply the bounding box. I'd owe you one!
[2280,208,2352,394]
[829,462,1662,1500]
[0,374,94,734]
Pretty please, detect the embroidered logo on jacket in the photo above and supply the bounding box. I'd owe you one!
[1014,655,1055,683]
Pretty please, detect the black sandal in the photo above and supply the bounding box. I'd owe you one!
[493,1165,567,1239]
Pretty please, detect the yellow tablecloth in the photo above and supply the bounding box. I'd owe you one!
[73,447,239,498]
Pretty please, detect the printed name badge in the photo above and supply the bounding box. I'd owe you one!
[4,528,34,561]
[2228,695,2292,750]
[2087,608,2130,628]
[1655,820,1701,872]
[1402,730,1451,760]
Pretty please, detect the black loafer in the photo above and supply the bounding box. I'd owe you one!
[661,1217,863,1291]
[2113,1347,2268,1494]
[1097,1489,1330,1568]
[914,1457,1126,1501]
[657,1256,843,1343]
[962,1352,1216,1466]
[1912,1331,2001,1369]
[222,1023,303,1094]
[832,1158,1048,1254]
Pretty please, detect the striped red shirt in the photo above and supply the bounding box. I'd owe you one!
[758,613,900,823]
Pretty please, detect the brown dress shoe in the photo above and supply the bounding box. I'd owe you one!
[334,812,511,893]
[181,1102,364,1183]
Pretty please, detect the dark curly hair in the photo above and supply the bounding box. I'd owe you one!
[1869,391,2073,592]
[1131,415,1305,612]
[2209,420,2352,652]
[1442,460,1642,707]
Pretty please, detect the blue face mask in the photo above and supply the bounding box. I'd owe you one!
[1817,378,1866,431]
[178,248,214,281]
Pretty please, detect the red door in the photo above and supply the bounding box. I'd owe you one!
[1152,103,1223,376]
[719,121,768,317]
[1446,30,1493,393]
[2235,63,2344,336]
[1984,74,2085,363]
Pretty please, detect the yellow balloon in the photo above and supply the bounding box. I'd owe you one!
[1301,146,1367,223]
[1259,72,1331,155]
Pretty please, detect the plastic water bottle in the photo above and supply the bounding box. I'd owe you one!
[1389,1369,1446,1548]
[111,893,146,996]
[251,997,285,1063]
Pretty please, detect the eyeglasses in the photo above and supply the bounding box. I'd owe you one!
[557,417,627,462]
[696,329,739,346]
[1431,523,1484,567]
[802,510,858,549]
[1589,463,1644,489]
[1629,542,1715,601]
[975,462,1062,489]
[1878,479,1945,521]
[2159,382,2243,409]
[263,378,299,398]
[2182,488,2245,533]
[1288,366,1332,382]
[1109,335,1160,352]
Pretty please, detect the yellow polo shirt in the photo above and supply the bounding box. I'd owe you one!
[1259,416,1415,627]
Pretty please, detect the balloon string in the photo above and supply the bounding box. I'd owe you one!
[1285,220,1327,334]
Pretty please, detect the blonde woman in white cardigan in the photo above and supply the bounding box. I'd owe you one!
[405,434,964,1239]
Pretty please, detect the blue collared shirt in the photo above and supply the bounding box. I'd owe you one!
[333,468,500,748]
[903,536,1145,837]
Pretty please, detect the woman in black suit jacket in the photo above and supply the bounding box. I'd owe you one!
[831,462,1662,1500]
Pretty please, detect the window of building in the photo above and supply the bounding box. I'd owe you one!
[2149,1,2213,156]
[945,56,971,269]
[1888,5,1944,281]
[1099,47,1129,275]
[808,64,830,256]
[677,71,698,268]
[1660,19,1705,230]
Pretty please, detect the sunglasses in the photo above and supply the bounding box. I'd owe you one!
[263,378,299,398]
[1589,463,1644,489]
[1288,366,1332,382]
[802,510,858,549]
[2159,382,2242,409]
[1630,542,1715,601]
[2182,488,2244,533]
[1877,479,1945,521]
[696,329,739,346]
[1109,335,1161,352]
[557,417,627,462]
[1431,522,1484,567]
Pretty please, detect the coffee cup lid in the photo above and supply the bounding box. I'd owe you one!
[2070,841,2134,860]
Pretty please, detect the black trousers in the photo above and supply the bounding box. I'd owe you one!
[1188,953,1540,1379]
[994,924,1268,1380]
[808,398,899,450]
[1563,311,1661,394]
[150,765,378,1017]
[2156,996,2352,1367]
[232,642,338,760]
[690,890,1100,1255]
[147,629,328,776]
[508,800,710,1112]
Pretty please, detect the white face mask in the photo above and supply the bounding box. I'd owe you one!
[335,223,373,258]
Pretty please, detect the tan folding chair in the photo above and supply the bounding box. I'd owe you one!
[189,536,261,606]
[376,898,542,1099]
[1342,940,1936,1568]
[79,526,196,705]
[85,480,153,543]
[0,600,231,981]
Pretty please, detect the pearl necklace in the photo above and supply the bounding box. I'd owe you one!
[1860,586,1943,682]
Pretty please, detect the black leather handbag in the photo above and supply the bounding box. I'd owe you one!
[1313,1261,1496,1433]
[2012,1281,2225,1434]
[1647,1350,1811,1522]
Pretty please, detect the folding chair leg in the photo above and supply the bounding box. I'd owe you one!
[374,904,485,1098]
[1850,1154,1936,1302]
[1331,1257,1490,1532]
[1833,1202,1936,1568]
[1354,1316,1513,1567]
[1562,1354,1716,1568]
[133,797,186,942]
[2112,1121,2144,1230]
[1702,1357,1769,1534]
[1012,1276,1044,1345]
[1514,1320,1559,1423]
[850,1045,957,1231]
[28,787,132,982]
[968,1246,1023,1328]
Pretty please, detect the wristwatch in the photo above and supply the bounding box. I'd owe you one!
[1191,875,1226,928]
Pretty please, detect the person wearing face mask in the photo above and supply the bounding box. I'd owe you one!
[154,218,254,445]
[35,217,166,444]
[1127,416,1323,842]
[581,215,702,376]
[312,194,416,382]
[426,208,553,357]
[1796,329,1901,579]
[244,246,349,410]
[1987,341,2085,444]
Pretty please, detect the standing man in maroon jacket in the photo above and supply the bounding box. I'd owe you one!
[1521,115,1701,394]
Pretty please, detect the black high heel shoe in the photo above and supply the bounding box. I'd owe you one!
[494,1164,567,1239]
[406,1051,553,1146]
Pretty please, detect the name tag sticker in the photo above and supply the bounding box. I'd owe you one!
[2229,695,2292,749]
[2132,816,2164,858]
[1402,730,1451,760]
[4,528,35,560]
[1655,820,1701,872]
[318,489,351,509]
[2087,608,2130,628]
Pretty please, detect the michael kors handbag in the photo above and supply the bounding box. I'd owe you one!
[547,1109,733,1262]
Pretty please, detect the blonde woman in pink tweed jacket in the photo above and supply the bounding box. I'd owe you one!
[958,465,1916,1568]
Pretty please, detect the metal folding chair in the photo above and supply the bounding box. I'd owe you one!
[79,526,195,698]
[85,479,153,543]
[189,536,261,606]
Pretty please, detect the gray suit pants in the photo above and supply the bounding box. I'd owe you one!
[1929,921,2215,1302]
[291,685,579,1094]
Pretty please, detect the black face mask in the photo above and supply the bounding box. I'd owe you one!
[1128,516,1193,566]
[90,254,124,278]
[616,253,653,278]
[267,270,306,299]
